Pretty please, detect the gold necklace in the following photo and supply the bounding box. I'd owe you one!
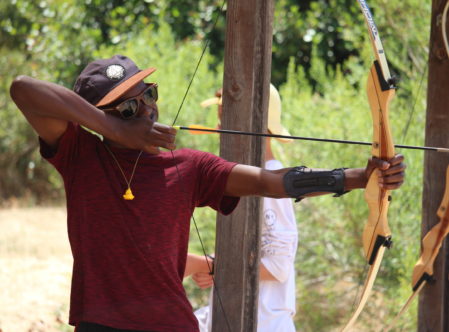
[104,143,143,200]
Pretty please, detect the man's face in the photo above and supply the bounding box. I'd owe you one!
[103,81,159,121]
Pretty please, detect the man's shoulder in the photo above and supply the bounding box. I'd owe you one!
[161,148,232,170]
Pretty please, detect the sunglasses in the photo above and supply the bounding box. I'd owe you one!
[101,83,158,119]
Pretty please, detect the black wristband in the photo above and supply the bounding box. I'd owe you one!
[283,166,349,202]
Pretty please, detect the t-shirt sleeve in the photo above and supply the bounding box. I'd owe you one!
[193,151,240,215]
[39,122,89,177]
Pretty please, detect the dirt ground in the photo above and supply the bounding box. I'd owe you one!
[0,207,73,332]
[0,207,396,332]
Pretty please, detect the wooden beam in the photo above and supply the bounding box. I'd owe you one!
[211,0,274,331]
[419,1,449,331]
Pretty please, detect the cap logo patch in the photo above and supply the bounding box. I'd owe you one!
[105,64,125,81]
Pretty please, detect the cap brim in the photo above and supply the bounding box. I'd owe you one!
[96,67,156,107]
[200,97,222,108]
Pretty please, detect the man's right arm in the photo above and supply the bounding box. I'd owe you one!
[10,76,176,153]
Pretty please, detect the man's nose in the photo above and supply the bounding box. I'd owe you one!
[141,104,157,120]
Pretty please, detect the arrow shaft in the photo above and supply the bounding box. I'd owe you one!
[175,126,449,153]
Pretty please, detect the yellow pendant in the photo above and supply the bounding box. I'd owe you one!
[123,188,135,200]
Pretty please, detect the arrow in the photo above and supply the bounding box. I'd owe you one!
[173,125,449,153]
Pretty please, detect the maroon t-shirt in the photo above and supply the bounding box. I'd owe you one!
[39,123,239,331]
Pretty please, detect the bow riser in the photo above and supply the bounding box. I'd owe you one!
[363,61,396,263]
[340,60,396,332]
[366,62,396,159]
[340,21,397,325]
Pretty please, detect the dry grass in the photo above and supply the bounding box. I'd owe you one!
[0,207,395,332]
[0,207,73,332]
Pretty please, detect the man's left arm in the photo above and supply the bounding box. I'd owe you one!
[224,154,406,199]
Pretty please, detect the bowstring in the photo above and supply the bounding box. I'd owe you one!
[401,1,448,145]
[345,1,392,323]
[171,2,227,126]
[400,66,427,143]
[347,70,388,318]
[169,1,232,331]
[399,5,430,239]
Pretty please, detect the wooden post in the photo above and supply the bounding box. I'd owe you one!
[211,0,274,331]
[419,1,449,331]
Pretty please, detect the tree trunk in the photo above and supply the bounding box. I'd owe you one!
[419,1,449,331]
[211,0,274,331]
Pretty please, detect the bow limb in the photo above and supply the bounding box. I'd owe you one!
[411,166,449,290]
[167,2,233,330]
[381,165,449,332]
[340,1,397,331]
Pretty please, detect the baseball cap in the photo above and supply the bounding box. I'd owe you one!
[200,84,292,143]
[73,54,156,107]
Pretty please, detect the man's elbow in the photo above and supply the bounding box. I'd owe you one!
[10,75,31,104]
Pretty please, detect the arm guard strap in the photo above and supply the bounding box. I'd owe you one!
[283,166,348,201]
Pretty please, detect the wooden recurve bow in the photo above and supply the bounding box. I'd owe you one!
[341,1,397,330]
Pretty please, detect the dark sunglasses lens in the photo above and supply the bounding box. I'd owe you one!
[118,99,138,119]
[121,108,136,119]
[143,86,158,105]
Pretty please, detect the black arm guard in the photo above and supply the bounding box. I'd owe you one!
[283,166,348,201]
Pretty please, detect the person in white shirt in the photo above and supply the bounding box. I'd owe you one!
[185,84,298,332]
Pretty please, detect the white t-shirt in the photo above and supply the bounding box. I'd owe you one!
[195,159,298,332]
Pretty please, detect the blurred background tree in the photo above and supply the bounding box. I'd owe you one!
[0,0,428,204]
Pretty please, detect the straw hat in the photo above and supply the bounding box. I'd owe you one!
[267,84,292,143]
[201,84,292,143]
